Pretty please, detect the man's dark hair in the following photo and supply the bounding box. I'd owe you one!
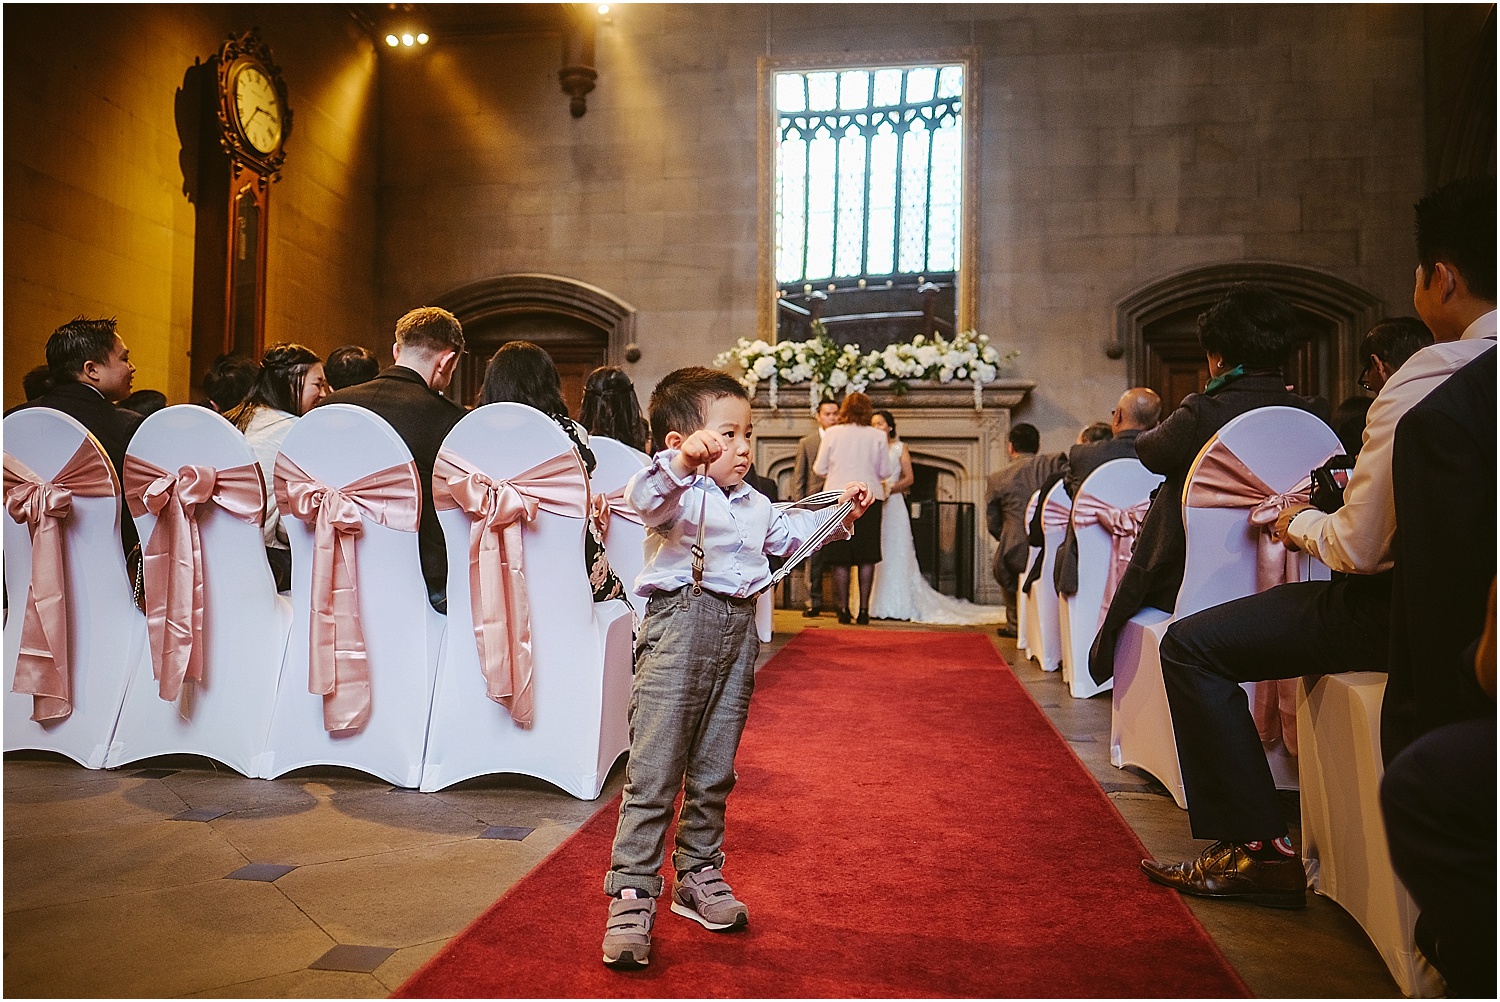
[1008,422,1041,454]
[395,306,465,355]
[325,345,380,390]
[1415,176,1497,302]
[120,389,167,417]
[1360,317,1434,373]
[1196,283,1305,369]
[46,316,118,382]
[21,364,54,401]
[1080,422,1113,444]
[201,353,260,412]
[647,366,748,450]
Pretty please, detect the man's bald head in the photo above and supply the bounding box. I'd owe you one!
[1112,387,1162,434]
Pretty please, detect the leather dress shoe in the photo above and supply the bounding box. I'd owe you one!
[1140,841,1306,909]
[856,610,870,625]
[995,625,1017,638]
[836,609,852,625]
[803,607,823,618]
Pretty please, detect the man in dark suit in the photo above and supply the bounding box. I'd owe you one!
[1138,177,1496,908]
[1053,388,1162,596]
[791,398,839,616]
[987,422,1066,636]
[316,306,466,613]
[17,317,144,554]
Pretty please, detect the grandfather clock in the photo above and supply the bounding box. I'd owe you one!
[190,30,291,390]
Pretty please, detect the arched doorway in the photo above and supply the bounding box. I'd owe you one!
[432,274,637,412]
[1116,263,1383,409]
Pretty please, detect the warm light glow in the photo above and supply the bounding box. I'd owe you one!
[417,32,429,44]
[597,4,609,13]
[401,33,415,46]
[385,34,399,46]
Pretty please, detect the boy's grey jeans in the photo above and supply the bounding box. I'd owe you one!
[604,586,761,897]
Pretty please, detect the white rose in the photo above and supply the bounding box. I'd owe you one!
[956,366,967,379]
[753,356,777,378]
[829,368,849,388]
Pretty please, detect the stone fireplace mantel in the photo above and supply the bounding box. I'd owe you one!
[751,378,1035,607]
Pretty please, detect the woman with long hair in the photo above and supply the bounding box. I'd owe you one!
[478,341,626,603]
[579,365,649,453]
[812,391,896,624]
[225,343,330,590]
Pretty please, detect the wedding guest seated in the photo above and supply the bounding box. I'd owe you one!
[580,365,649,453]
[325,344,380,391]
[318,306,466,613]
[1085,283,1328,685]
[17,317,144,554]
[3,364,54,417]
[477,341,627,603]
[225,345,330,592]
[1055,389,1162,597]
[1357,316,1434,396]
[120,389,167,418]
[987,422,1066,636]
[201,353,260,414]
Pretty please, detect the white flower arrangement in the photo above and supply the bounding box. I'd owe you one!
[713,323,1018,411]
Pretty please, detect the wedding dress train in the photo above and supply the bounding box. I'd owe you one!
[867,443,1004,625]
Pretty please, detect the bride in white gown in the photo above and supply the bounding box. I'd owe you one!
[867,411,1005,625]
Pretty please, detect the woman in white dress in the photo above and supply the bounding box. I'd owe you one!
[867,410,1005,625]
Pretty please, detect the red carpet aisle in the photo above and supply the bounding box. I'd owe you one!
[396,630,1250,998]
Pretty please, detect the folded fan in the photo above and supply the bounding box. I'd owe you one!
[768,498,855,587]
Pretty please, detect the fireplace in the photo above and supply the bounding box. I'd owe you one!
[752,378,1034,607]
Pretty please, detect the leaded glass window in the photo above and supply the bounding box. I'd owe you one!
[774,64,964,286]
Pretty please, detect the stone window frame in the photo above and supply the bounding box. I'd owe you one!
[756,48,981,343]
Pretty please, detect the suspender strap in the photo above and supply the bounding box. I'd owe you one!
[690,466,708,596]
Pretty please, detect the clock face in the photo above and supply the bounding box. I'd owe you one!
[234,65,283,154]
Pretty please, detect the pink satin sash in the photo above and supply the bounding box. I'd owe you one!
[1070,493,1151,629]
[123,457,264,705]
[3,443,120,722]
[274,455,420,732]
[1041,497,1071,532]
[433,448,590,729]
[1186,440,1327,756]
[591,485,644,540]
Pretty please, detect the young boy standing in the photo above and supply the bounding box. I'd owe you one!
[601,367,872,969]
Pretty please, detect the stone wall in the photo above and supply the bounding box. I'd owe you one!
[3,5,378,409]
[376,3,1428,450]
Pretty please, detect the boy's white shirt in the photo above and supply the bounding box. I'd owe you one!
[626,448,848,599]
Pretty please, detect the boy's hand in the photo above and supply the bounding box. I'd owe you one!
[838,482,873,532]
[671,430,726,478]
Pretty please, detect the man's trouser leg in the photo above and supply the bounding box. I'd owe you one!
[1159,573,1392,842]
[806,549,825,612]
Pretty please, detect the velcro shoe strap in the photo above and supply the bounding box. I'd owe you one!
[607,897,654,930]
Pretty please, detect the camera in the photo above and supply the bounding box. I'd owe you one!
[1310,455,1357,513]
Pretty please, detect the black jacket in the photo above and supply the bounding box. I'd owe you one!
[1383,348,1496,762]
[316,366,465,603]
[1088,372,1329,684]
[1053,429,1143,596]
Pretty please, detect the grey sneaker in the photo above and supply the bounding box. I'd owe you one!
[670,866,749,931]
[602,894,655,968]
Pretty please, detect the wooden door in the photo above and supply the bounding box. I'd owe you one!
[1141,305,1332,410]
[449,310,607,413]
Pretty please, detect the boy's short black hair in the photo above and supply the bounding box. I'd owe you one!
[648,367,749,449]
[1008,422,1041,454]
[46,316,118,382]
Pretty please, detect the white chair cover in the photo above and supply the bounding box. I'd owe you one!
[1111,407,1340,807]
[107,406,293,776]
[420,404,633,798]
[258,404,444,787]
[1025,479,1069,672]
[1059,459,1163,699]
[1299,673,1444,998]
[589,436,650,616]
[3,408,144,767]
[1016,490,1040,655]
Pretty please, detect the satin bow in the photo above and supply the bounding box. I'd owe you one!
[433,448,590,729]
[1186,440,1332,757]
[1041,497,1072,532]
[274,454,420,732]
[4,443,120,722]
[123,457,264,706]
[591,485,644,540]
[1070,493,1152,629]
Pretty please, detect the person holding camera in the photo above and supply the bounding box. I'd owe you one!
[1138,177,1497,908]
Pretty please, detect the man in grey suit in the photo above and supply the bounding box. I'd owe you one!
[791,398,840,616]
[986,422,1066,636]
[1054,388,1162,596]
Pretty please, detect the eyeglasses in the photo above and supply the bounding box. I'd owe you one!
[1358,358,1376,392]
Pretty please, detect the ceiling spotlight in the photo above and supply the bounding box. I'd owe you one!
[401,33,415,46]
[417,32,429,44]
[385,34,399,46]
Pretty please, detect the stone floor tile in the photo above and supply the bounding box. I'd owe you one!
[227,863,298,882]
[3,879,334,998]
[428,769,624,827]
[129,768,180,779]
[173,807,233,822]
[274,837,553,946]
[3,773,187,839]
[371,938,449,992]
[4,818,246,913]
[478,824,535,840]
[183,969,386,998]
[210,792,482,867]
[309,944,397,972]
